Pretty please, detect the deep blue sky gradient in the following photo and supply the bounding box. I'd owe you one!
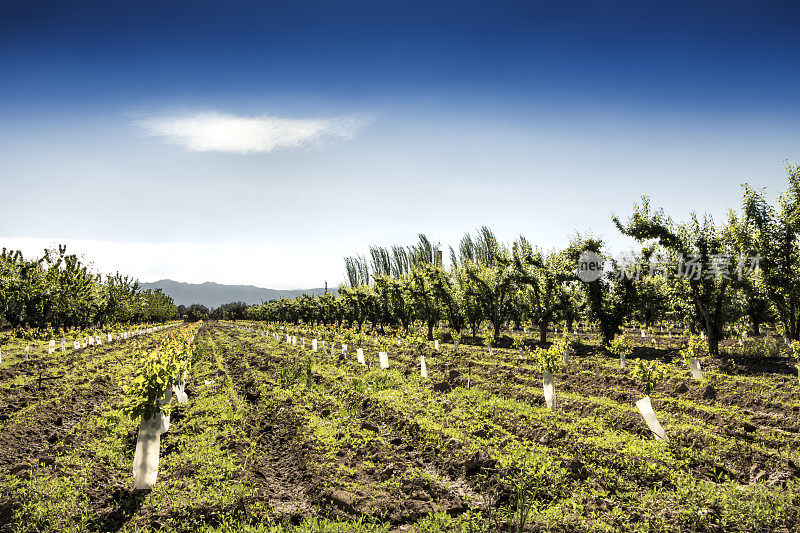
[3,1,800,112]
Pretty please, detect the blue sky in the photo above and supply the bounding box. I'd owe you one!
[2,1,799,288]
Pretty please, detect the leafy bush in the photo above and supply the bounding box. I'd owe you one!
[452,330,463,352]
[609,333,631,356]
[631,359,665,395]
[409,333,427,354]
[512,335,526,355]
[553,332,574,357]
[533,345,560,373]
[681,335,708,362]
[122,328,195,422]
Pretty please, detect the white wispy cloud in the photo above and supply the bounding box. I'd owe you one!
[135,111,372,154]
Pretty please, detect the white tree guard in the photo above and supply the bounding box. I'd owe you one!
[379,351,389,369]
[357,348,365,366]
[173,371,189,404]
[543,370,556,410]
[420,355,427,378]
[620,353,626,369]
[132,412,170,490]
[635,396,669,442]
[687,357,702,380]
[312,339,318,352]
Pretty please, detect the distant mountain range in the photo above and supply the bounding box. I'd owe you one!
[140,279,335,308]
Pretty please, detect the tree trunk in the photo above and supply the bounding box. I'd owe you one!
[707,326,719,356]
[749,313,761,337]
[600,319,613,345]
[539,322,547,344]
[427,321,434,341]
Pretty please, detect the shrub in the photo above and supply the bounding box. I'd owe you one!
[631,359,665,395]
[681,335,708,362]
[533,345,560,374]
[609,333,631,357]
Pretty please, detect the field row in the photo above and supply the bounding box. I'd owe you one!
[1,322,799,532]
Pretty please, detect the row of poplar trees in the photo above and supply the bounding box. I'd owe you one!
[250,165,800,356]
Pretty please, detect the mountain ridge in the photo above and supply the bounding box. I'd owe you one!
[140,278,336,308]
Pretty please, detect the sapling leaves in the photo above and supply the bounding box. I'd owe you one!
[533,345,561,374]
[681,334,708,362]
[608,333,631,357]
[122,327,196,422]
[631,359,666,395]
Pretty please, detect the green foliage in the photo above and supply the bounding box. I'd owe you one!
[759,335,785,358]
[741,164,800,341]
[608,333,631,356]
[511,238,570,343]
[0,245,177,331]
[553,332,574,356]
[409,333,427,354]
[564,236,636,345]
[305,356,314,388]
[533,345,560,373]
[451,330,463,352]
[614,198,740,355]
[484,327,498,348]
[512,335,526,354]
[377,337,390,354]
[681,334,708,361]
[631,359,666,395]
[122,328,196,422]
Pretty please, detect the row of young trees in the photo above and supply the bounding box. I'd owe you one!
[176,301,249,323]
[0,245,179,332]
[245,164,800,356]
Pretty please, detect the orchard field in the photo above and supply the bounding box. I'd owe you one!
[1,320,799,532]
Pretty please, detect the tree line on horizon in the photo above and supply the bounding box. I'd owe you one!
[240,164,800,356]
[4,164,799,356]
[0,245,178,336]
